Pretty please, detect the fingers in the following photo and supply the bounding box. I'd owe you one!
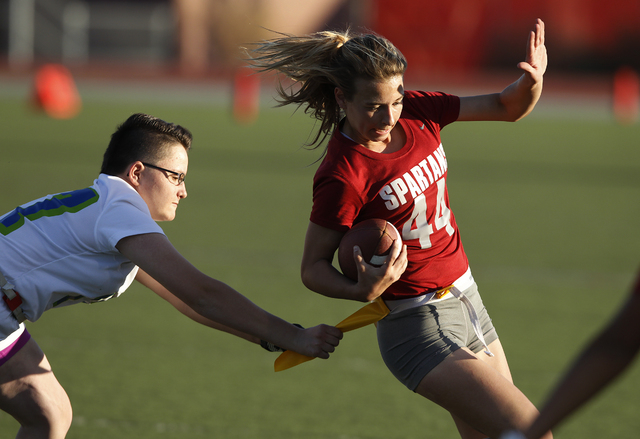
[352,246,368,278]
[325,324,344,340]
[319,324,344,346]
[382,238,405,265]
[353,245,364,265]
[308,324,343,359]
[528,30,536,57]
[395,244,408,268]
[520,19,547,77]
[527,19,544,59]
[388,236,403,260]
[536,18,545,47]
[384,242,408,277]
[318,338,340,358]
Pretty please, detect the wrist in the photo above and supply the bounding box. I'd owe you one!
[260,323,304,352]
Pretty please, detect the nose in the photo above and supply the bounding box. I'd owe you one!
[381,105,396,127]
[179,183,187,199]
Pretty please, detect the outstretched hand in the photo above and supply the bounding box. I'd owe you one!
[293,324,343,359]
[518,18,547,83]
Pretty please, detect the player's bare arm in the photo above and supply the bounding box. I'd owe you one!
[135,267,260,344]
[301,222,407,303]
[117,233,342,358]
[523,293,640,439]
[458,19,547,122]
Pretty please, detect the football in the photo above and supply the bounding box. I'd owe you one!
[338,218,402,281]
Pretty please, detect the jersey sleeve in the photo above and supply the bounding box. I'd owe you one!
[94,194,164,251]
[404,90,460,129]
[310,171,362,232]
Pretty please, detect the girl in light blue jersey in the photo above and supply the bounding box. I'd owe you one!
[0,113,342,439]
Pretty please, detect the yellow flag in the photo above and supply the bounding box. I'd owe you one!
[274,297,390,372]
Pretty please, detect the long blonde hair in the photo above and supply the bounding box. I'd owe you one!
[246,29,407,148]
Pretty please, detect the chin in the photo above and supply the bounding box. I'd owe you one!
[153,213,175,222]
[370,131,390,141]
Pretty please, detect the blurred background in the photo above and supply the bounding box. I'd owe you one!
[2,0,639,73]
[0,2,639,438]
[0,0,639,122]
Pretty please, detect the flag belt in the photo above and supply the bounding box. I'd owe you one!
[274,295,392,372]
[275,270,493,372]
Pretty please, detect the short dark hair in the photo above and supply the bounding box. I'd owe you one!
[100,113,192,175]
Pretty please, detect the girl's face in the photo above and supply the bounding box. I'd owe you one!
[134,143,188,222]
[335,74,404,151]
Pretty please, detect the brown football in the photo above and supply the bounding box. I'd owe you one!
[338,218,401,281]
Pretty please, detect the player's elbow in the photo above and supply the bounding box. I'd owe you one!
[507,109,532,122]
[300,259,332,294]
[300,262,314,290]
[501,94,540,122]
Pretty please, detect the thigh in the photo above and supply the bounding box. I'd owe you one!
[377,297,468,390]
[476,338,513,383]
[415,340,541,439]
[0,337,71,428]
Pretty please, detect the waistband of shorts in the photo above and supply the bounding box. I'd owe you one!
[383,267,495,357]
[0,323,26,350]
[0,325,29,367]
[384,267,474,314]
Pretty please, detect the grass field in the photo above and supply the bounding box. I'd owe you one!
[0,82,638,438]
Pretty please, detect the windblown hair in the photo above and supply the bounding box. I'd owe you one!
[100,113,192,175]
[246,29,407,148]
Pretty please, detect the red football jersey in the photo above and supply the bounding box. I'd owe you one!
[311,91,468,299]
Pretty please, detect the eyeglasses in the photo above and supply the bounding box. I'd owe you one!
[141,162,186,186]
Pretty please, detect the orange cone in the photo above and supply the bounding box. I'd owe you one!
[613,66,639,125]
[33,64,82,119]
[232,67,260,124]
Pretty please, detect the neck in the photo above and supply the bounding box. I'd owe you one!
[344,124,404,154]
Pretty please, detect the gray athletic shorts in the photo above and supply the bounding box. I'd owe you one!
[376,282,498,391]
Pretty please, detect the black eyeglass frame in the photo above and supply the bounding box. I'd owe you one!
[141,162,185,186]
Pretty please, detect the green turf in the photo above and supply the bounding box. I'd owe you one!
[0,91,638,438]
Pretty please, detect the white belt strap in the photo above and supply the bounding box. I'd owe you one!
[384,266,494,358]
[384,289,450,314]
[449,286,494,357]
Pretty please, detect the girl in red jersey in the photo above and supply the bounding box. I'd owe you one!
[249,19,548,439]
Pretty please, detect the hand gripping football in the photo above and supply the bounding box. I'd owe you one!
[338,218,402,281]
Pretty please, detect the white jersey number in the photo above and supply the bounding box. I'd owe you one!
[401,178,454,249]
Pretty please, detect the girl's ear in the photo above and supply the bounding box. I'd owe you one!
[125,162,144,187]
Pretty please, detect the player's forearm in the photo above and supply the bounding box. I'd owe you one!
[301,258,372,302]
[526,335,637,439]
[190,278,302,350]
[182,305,261,344]
[527,360,620,438]
[138,269,261,344]
[499,74,543,122]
